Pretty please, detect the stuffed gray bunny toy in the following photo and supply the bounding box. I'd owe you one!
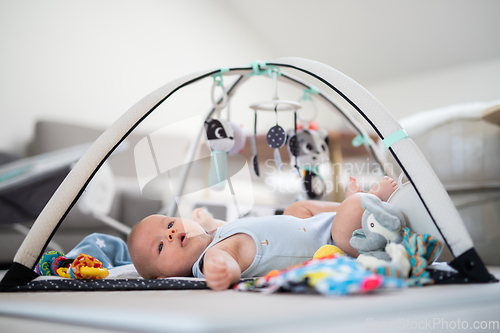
[349,194,406,261]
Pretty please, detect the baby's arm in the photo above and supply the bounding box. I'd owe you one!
[203,247,241,291]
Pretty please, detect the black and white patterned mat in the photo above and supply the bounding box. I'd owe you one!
[6,277,257,292]
[8,278,209,292]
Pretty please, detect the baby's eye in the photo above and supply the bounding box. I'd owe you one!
[168,222,174,229]
[158,242,163,253]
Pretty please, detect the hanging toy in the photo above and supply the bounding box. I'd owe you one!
[205,74,235,190]
[286,85,329,199]
[250,110,260,177]
[205,118,234,190]
[227,121,246,155]
[287,128,330,199]
[205,118,235,152]
[249,66,301,173]
[266,108,287,170]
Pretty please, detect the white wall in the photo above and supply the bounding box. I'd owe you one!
[365,57,500,121]
[0,0,274,153]
[1,0,499,155]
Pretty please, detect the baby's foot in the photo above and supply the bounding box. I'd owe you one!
[345,176,363,198]
[368,176,398,202]
[191,207,215,228]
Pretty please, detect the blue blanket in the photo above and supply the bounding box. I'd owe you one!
[66,233,132,269]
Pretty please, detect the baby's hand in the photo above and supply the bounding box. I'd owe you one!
[204,256,232,291]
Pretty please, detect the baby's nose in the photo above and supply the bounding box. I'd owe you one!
[166,228,177,242]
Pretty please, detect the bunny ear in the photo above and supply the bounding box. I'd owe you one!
[380,210,402,232]
[362,194,404,232]
[360,193,382,210]
[383,201,407,228]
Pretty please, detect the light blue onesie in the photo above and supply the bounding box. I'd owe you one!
[192,212,336,278]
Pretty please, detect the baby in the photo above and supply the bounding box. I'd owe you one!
[128,176,398,290]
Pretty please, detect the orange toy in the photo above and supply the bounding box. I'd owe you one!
[70,253,109,279]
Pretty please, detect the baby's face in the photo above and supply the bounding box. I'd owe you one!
[130,215,211,279]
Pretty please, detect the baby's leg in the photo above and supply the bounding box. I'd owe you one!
[191,208,227,233]
[331,177,398,256]
[330,193,365,257]
[284,176,397,219]
[283,200,341,219]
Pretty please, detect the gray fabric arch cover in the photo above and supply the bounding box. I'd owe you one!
[1,57,494,289]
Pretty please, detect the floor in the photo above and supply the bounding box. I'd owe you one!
[1,267,499,332]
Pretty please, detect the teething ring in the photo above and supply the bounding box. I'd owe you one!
[70,253,109,279]
[38,250,65,276]
[79,266,109,279]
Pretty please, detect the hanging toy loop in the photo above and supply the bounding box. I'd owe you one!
[271,67,280,100]
[297,86,319,129]
[249,65,300,112]
[211,74,228,117]
[302,86,320,101]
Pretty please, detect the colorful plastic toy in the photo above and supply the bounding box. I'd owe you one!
[70,253,109,279]
[37,251,109,279]
[313,245,345,259]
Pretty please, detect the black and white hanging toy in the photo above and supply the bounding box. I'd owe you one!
[286,86,330,199]
[251,109,260,177]
[204,75,235,190]
[287,128,330,199]
[267,108,287,170]
[249,67,301,173]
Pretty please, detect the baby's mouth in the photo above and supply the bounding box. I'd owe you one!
[178,233,187,247]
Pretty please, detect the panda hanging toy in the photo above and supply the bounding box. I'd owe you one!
[287,128,330,199]
[205,118,235,152]
[204,118,235,190]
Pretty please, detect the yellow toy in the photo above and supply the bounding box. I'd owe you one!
[37,251,109,279]
[313,245,345,259]
[70,253,109,279]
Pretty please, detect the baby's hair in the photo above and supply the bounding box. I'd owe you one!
[127,217,156,279]
[127,219,143,248]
